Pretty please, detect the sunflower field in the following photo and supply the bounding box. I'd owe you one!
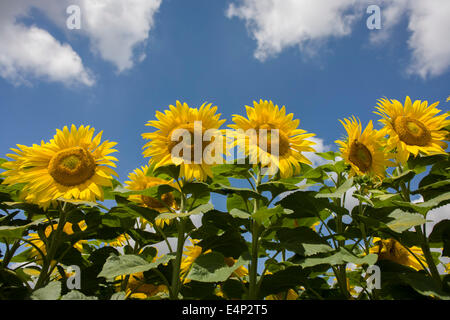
[0,97,449,301]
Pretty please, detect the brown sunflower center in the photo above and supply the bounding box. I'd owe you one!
[393,116,431,146]
[142,192,174,209]
[348,140,372,173]
[48,147,96,186]
[168,123,212,162]
[257,124,290,156]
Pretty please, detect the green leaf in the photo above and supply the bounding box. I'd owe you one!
[398,273,450,300]
[257,181,299,199]
[316,151,339,161]
[316,177,354,199]
[98,253,176,280]
[0,218,45,240]
[253,205,284,227]
[429,220,450,257]
[385,209,426,233]
[156,203,213,221]
[277,191,329,218]
[31,281,61,300]
[211,162,252,180]
[296,248,378,268]
[183,182,211,209]
[259,266,307,298]
[276,227,333,256]
[61,290,98,300]
[110,292,127,300]
[229,208,251,219]
[187,252,250,283]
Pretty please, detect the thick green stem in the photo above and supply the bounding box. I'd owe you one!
[248,166,262,299]
[248,221,260,299]
[415,226,442,287]
[35,204,68,289]
[170,217,186,300]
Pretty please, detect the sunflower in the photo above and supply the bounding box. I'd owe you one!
[265,289,299,300]
[142,101,226,182]
[27,221,87,264]
[102,233,130,247]
[369,237,427,271]
[336,117,391,180]
[375,96,450,163]
[124,165,178,228]
[118,272,168,299]
[229,100,316,178]
[2,125,118,209]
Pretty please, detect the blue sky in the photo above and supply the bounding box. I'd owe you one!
[1,0,449,183]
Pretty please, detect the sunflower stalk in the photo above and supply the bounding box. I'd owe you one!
[397,167,442,288]
[248,166,262,300]
[35,202,68,289]
[170,190,187,300]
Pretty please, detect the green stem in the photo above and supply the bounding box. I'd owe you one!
[248,166,262,300]
[168,178,188,299]
[35,203,68,289]
[170,218,185,299]
[397,164,442,288]
[415,226,442,287]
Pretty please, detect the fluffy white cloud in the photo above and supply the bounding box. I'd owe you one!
[79,0,162,72]
[0,2,94,86]
[406,0,450,78]
[304,137,333,168]
[227,0,450,78]
[0,0,162,86]
[226,0,363,61]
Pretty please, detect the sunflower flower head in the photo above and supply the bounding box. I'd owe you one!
[26,221,87,264]
[142,101,226,182]
[336,116,391,180]
[229,99,316,178]
[369,237,427,271]
[375,96,450,163]
[1,125,118,209]
[124,165,179,227]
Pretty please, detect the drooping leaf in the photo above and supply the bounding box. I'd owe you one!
[98,253,176,280]
[31,281,61,300]
[187,252,250,283]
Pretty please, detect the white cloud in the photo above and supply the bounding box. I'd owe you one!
[227,0,450,78]
[226,0,365,61]
[406,0,450,78]
[0,0,162,86]
[0,2,94,87]
[304,136,333,167]
[79,0,162,72]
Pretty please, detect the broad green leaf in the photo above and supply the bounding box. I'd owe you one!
[0,218,45,240]
[385,210,426,233]
[316,177,354,199]
[296,248,378,268]
[98,253,176,280]
[110,292,127,300]
[156,203,213,221]
[429,220,450,256]
[277,191,329,218]
[253,205,284,227]
[61,290,98,300]
[229,208,251,219]
[31,281,61,300]
[187,252,250,283]
[398,273,450,300]
[276,227,333,256]
[316,151,339,161]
